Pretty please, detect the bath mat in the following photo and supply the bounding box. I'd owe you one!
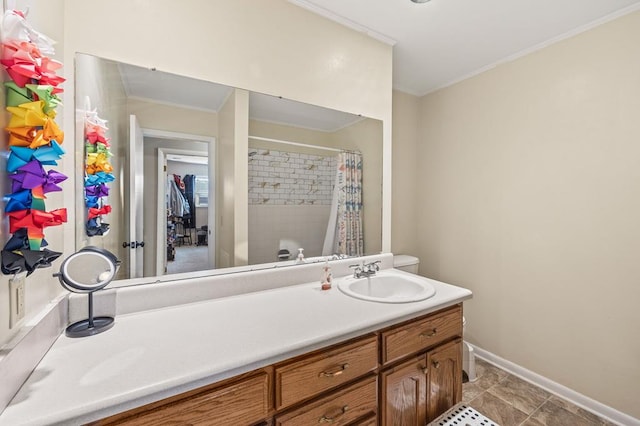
[428,403,499,426]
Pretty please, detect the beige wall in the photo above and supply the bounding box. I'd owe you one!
[413,11,640,418]
[217,89,250,268]
[391,91,420,257]
[127,98,218,138]
[217,92,236,268]
[64,0,392,124]
[233,90,250,266]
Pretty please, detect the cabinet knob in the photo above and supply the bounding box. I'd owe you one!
[419,364,428,374]
[318,405,349,423]
[432,361,440,369]
[420,328,437,338]
[319,363,349,378]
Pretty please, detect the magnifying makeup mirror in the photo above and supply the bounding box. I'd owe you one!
[54,246,121,337]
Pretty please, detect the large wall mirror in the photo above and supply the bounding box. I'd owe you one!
[75,53,383,285]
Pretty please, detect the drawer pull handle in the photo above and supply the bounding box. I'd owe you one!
[318,405,349,423]
[319,363,349,378]
[420,328,437,338]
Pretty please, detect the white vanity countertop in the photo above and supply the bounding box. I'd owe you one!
[0,271,472,426]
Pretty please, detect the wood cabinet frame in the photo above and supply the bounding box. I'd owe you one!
[95,304,463,426]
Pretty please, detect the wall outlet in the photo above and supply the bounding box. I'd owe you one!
[9,274,26,329]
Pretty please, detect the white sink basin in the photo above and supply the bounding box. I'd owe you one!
[337,269,436,303]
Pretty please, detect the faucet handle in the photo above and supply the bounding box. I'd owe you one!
[365,260,381,272]
[349,264,363,277]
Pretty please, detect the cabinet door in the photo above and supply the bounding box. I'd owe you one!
[380,355,427,426]
[426,339,462,422]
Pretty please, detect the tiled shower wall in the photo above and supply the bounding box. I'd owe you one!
[248,149,337,263]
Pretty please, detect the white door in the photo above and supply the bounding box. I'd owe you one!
[129,115,145,278]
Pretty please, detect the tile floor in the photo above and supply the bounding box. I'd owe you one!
[462,359,616,426]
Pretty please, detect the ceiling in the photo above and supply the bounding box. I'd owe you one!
[290,0,640,95]
[119,63,361,132]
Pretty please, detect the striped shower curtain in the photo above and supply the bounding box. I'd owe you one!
[323,151,364,257]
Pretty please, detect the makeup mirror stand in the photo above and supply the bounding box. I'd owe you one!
[53,246,121,337]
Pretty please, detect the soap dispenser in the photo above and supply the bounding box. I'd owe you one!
[321,258,332,290]
[295,248,306,264]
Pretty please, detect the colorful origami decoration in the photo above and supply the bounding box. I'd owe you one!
[1,9,66,275]
[83,106,113,236]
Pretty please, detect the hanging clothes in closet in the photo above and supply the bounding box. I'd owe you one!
[183,174,196,228]
[167,175,190,218]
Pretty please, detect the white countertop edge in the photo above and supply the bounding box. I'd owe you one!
[68,293,471,425]
[1,271,472,426]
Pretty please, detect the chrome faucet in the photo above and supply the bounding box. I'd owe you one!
[349,261,381,278]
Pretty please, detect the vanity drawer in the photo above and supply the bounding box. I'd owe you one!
[382,305,462,364]
[275,335,378,409]
[275,376,377,426]
[353,414,378,426]
[94,370,271,425]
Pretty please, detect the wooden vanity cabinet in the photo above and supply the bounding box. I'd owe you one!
[274,376,377,426]
[426,339,463,422]
[380,339,462,424]
[274,335,378,410]
[381,305,462,365]
[94,304,462,426]
[91,369,272,426]
[380,305,463,425]
[380,354,428,425]
[354,414,379,426]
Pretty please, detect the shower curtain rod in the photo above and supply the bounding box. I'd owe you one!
[248,135,345,153]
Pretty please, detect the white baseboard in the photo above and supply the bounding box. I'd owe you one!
[469,344,640,426]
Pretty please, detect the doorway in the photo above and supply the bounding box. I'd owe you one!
[164,154,209,274]
[146,129,216,276]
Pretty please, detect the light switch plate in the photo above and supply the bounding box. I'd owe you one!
[9,274,26,328]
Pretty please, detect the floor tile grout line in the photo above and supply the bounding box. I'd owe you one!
[519,395,553,426]
[465,360,614,426]
[545,395,611,426]
[485,383,536,419]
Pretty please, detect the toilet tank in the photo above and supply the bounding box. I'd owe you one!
[393,254,420,274]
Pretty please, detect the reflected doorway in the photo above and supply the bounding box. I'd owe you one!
[149,129,216,277]
[164,154,209,274]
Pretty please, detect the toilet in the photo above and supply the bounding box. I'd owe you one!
[393,254,476,382]
[392,254,420,274]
